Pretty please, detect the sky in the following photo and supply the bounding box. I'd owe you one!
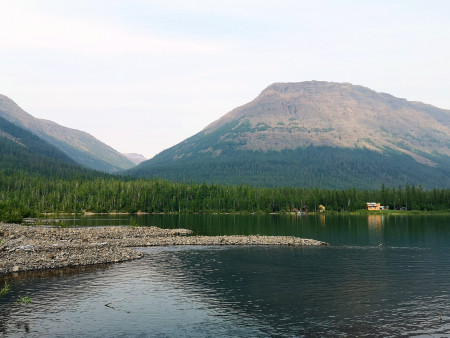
[1,0,450,159]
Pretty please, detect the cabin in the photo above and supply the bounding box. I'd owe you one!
[366,202,381,211]
[297,205,308,215]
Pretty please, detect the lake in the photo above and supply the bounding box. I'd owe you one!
[1,214,450,336]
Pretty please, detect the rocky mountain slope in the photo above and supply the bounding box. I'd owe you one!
[123,153,147,165]
[128,81,450,189]
[0,115,92,177]
[0,94,135,173]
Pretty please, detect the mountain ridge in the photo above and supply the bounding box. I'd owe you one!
[128,81,450,189]
[0,115,96,177]
[202,81,449,161]
[0,94,135,173]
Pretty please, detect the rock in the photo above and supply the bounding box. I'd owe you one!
[15,245,35,252]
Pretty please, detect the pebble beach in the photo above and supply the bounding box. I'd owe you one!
[0,223,327,275]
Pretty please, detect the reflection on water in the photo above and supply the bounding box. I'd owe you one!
[367,214,383,231]
[1,215,450,336]
[320,214,326,226]
[1,244,450,336]
[36,213,450,247]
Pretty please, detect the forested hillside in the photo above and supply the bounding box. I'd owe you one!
[0,94,135,172]
[1,82,449,224]
[1,171,449,223]
[0,116,113,221]
[0,116,96,178]
[129,81,450,189]
[129,146,450,189]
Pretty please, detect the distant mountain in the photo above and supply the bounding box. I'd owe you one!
[0,115,93,177]
[127,81,450,189]
[123,153,147,165]
[0,95,135,173]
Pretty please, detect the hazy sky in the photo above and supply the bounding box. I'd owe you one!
[1,0,450,159]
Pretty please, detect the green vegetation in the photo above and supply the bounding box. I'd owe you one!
[0,171,448,220]
[0,115,448,219]
[128,146,450,190]
[0,116,110,179]
[0,204,25,223]
[254,122,270,131]
[312,127,335,133]
[0,283,10,298]
[0,96,134,173]
[16,296,31,304]
[129,217,138,227]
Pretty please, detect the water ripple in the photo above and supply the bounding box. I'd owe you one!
[1,244,450,336]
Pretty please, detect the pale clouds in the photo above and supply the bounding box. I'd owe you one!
[1,1,449,158]
[0,3,224,55]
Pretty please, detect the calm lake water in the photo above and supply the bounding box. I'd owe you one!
[1,214,450,337]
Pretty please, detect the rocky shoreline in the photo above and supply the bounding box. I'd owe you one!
[0,223,328,276]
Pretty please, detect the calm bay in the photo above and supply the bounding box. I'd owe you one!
[1,214,450,336]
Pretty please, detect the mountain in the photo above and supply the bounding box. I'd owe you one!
[123,153,147,165]
[127,81,450,189]
[0,115,93,177]
[0,94,135,173]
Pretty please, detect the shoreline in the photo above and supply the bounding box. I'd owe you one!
[35,209,450,217]
[0,223,328,276]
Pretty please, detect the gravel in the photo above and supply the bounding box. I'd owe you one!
[0,223,327,275]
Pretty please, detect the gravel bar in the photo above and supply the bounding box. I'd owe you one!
[0,223,328,275]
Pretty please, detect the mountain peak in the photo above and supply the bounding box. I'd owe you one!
[129,81,450,189]
[203,81,450,161]
[123,153,147,165]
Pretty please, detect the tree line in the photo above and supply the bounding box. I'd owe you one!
[1,171,449,222]
[128,146,450,190]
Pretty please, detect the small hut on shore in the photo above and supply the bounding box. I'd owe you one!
[366,202,380,211]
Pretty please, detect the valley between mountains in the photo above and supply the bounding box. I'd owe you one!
[1,81,449,189]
